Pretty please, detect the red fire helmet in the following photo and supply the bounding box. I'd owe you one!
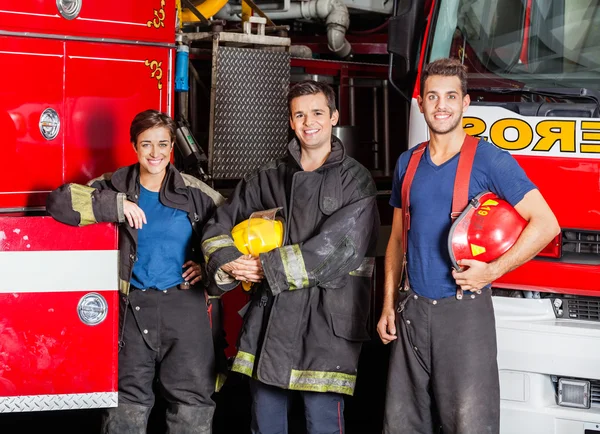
[448,191,527,270]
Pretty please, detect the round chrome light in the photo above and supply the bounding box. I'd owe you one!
[77,293,108,326]
[39,108,60,140]
[56,0,82,20]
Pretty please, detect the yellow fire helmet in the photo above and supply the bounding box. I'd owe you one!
[231,208,284,291]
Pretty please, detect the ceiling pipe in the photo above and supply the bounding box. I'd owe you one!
[214,0,352,58]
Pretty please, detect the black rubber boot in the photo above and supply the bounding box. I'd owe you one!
[100,403,152,434]
[165,403,215,434]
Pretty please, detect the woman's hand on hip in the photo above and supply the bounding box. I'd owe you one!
[182,260,203,285]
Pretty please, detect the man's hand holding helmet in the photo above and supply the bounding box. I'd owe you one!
[448,191,527,292]
[451,259,500,292]
[221,255,264,283]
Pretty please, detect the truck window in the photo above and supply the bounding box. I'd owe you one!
[429,0,600,89]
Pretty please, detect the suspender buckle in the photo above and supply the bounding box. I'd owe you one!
[450,211,462,220]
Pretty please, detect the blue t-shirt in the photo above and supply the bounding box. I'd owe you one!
[130,185,192,291]
[389,139,536,299]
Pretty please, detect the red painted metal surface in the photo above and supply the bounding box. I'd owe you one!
[413,0,436,99]
[0,217,119,397]
[493,155,600,296]
[515,155,600,231]
[0,36,173,209]
[496,260,600,296]
[0,0,175,44]
[63,41,173,186]
[0,216,118,251]
[0,36,64,210]
[0,0,174,413]
[0,291,119,396]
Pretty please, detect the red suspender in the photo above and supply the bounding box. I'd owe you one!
[400,135,479,288]
[451,134,479,220]
[400,142,427,288]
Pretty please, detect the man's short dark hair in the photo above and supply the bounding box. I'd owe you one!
[130,109,177,145]
[287,80,337,116]
[420,58,468,97]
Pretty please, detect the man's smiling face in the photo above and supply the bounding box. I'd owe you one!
[289,92,339,151]
[418,74,470,135]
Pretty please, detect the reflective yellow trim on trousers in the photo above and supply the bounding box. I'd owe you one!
[279,244,309,290]
[289,369,356,396]
[202,235,235,262]
[231,351,255,377]
[70,184,97,226]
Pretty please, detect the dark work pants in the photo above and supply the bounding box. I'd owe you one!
[250,379,345,434]
[102,286,216,434]
[383,289,500,434]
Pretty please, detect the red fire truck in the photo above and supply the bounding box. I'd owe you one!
[0,0,175,413]
[389,0,600,432]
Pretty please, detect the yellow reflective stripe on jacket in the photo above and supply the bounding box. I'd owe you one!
[70,184,97,226]
[119,279,130,296]
[231,351,255,376]
[349,257,375,277]
[279,245,309,290]
[289,369,356,396]
[202,235,235,261]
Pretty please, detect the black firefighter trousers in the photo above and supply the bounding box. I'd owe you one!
[101,286,216,434]
[383,289,500,434]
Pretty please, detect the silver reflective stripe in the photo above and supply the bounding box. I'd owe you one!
[231,351,255,377]
[202,235,235,257]
[349,257,375,277]
[0,392,117,413]
[181,173,225,206]
[279,244,309,290]
[289,369,356,396]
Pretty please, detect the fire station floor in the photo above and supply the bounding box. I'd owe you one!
[0,342,390,434]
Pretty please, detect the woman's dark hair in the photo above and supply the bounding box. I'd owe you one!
[287,80,337,116]
[130,109,177,145]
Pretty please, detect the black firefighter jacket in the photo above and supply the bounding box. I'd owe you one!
[46,163,224,295]
[201,137,380,396]
[45,164,228,381]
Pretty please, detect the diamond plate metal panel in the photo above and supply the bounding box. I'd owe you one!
[0,392,117,413]
[210,46,290,179]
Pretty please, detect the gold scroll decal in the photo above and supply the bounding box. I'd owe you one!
[147,0,167,28]
[144,60,163,90]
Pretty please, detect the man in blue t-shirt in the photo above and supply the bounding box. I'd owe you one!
[377,58,560,434]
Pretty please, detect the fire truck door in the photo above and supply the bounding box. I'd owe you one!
[63,41,173,185]
[0,36,64,210]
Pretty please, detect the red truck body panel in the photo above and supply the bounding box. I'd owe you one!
[0,0,175,412]
[0,217,119,410]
